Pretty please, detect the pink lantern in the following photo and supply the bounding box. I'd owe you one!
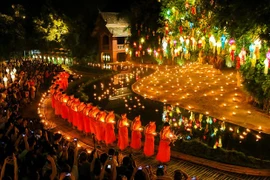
[266,50,270,60]
[229,38,235,45]
[266,50,270,68]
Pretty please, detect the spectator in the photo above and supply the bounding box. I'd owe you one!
[116,156,134,180]
[173,170,188,180]
[155,165,173,180]
[78,151,92,179]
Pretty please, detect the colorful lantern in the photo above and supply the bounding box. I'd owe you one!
[249,44,254,58]
[221,35,226,49]
[239,48,246,65]
[229,38,235,45]
[254,39,261,59]
[264,50,270,74]
[230,44,236,61]
[264,58,269,75]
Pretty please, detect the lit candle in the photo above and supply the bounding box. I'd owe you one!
[3,76,8,88]
[11,74,15,82]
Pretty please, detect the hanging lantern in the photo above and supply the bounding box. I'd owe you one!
[198,39,202,48]
[264,50,270,75]
[220,35,226,49]
[264,58,269,75]
[229,39,236,61]
[191,6,196,15]
[185,2,189,9]
[189,22,194,29]
[209,35,216,49]
[179,26,183,34]
[239,48,246,65]
[229,38,235,45]
[249,44,255,58]
[266,50,270,60]
[216,41,221,54]
[254,39,261,59]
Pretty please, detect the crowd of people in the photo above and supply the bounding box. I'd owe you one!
[0,59,188,180]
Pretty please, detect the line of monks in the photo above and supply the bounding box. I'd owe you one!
[49,71,173,163]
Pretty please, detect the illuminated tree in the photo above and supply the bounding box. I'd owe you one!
[34,13,68,43]
[158,0,226,65]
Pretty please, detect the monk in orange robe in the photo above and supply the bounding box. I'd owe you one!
[88,107,100,136]
[55,92,64,116]
[66,96,75,124]
[60,94,70,119]
[143,121,156,157]
[156,122,174,163]
[70,99,81,127]
[59,72,69,90]
[117,114,129,151]
[105,111,116,146]
[82,103,93,133]
[130,115,142,150]
[77,102,86,131]
[96,111,107,142]
[62,72,70,90]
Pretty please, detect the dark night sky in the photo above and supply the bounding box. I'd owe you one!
[0,0,134,15]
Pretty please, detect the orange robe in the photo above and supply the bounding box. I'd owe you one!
[55,79,64,90]
[71,99,81,127]
[63,73,69,90]
[117,117,129,150]
[156,127,172,163]
[96,111,107,141]
[60,95,70,119]
[88,107,100,135]
[82,105,93,133]
[130,119,142,150]
[105,112,116,145]
[59,72,69,90]
[55,93,63,115]
[77,103,86,131]
[143,123,156,157]
[66,97,75,123]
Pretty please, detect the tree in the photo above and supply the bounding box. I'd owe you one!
[200,0,270,43]
[34,13,68,43]
[117,0,162,63]
[0,11,25,60]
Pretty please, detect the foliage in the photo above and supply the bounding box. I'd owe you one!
[34,13,68,43]
[120,0,162,63]
[200,0,270,43]
[172,138,270,169]
[240,59,270,111]
[0,12,25,60]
